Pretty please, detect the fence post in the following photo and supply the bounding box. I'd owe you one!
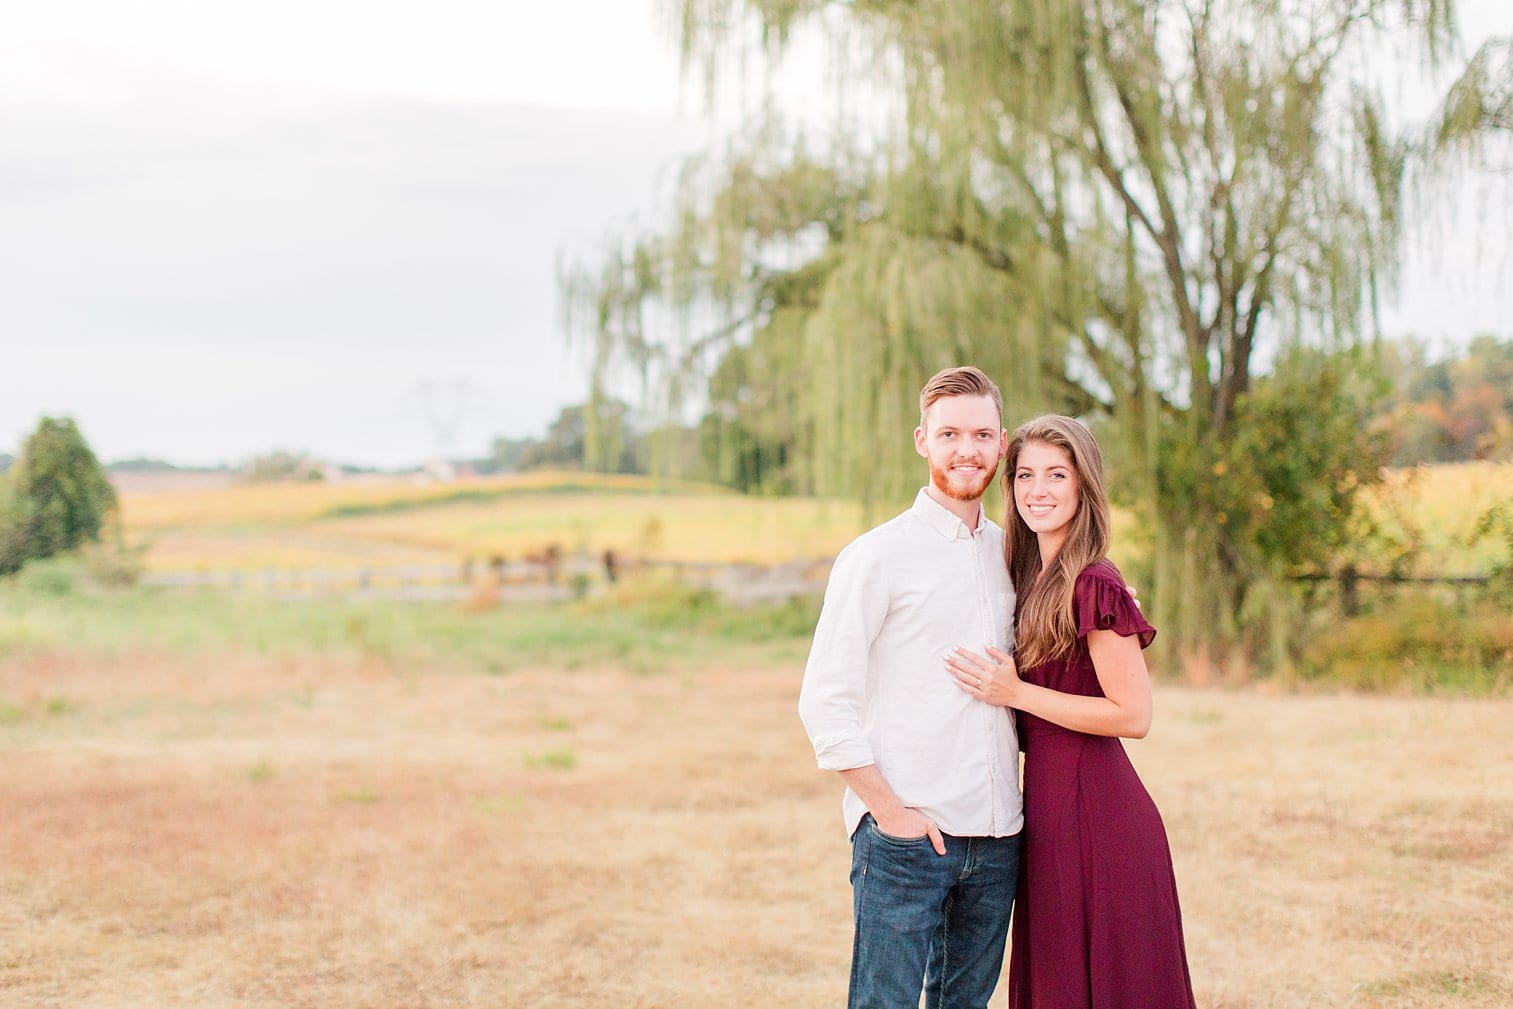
[1339,564,1359,618]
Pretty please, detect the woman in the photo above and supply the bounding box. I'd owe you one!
[945,415,1196,1009]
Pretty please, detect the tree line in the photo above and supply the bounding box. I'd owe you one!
[1380,335,1513,465]
[487,331,1511,481]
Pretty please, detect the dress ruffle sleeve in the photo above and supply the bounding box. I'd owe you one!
[1075,563,1156,648]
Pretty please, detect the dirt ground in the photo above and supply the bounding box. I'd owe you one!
[2,652,1510,1008]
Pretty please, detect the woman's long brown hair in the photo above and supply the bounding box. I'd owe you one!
[1003,415,1112,669]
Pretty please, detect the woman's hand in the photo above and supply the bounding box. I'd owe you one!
[946,646,1022,706]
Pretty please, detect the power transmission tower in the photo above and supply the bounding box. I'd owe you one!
[416,378,476,480]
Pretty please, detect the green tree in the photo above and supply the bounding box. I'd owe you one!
[568,0,1504,665]
[698,333,811,493]
[0,471,30,576]
[1431,35,1513,161]
[3,417,118,573]
[516,400,646,474]
[485,435,534,473]
[244,450,325,483]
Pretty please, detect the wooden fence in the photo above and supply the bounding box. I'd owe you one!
[1290,565,1500,617]
[142,557,1504,614]
[139,555,836,606]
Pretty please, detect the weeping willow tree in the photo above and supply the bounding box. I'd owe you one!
[1434,33,1513,153]
[565,0,1509,666]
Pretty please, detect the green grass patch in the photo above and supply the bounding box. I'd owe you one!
[0,696,78,724]
[0,571,818,675]
[523,748,577,771]
[316,477,727,520]
[469,794,525,816]
[317,486,543,520]
[12,557,82,597]
[334,788,379,804]
[1363,969,1506,999]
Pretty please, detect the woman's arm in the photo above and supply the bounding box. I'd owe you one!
[945,633,1152,738]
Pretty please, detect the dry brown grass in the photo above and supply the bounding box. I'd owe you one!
[3,654,1510,1008]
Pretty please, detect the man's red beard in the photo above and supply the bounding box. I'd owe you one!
[930,459,999,502]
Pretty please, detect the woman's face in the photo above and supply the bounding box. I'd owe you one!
[1013,439,1080,541]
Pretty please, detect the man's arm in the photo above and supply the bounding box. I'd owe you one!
[798,540,948,856]
[839,765,947,855]
[797,542,885,770]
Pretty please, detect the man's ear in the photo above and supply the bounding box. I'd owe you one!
[998,429,1009,460]
[914,425,929,458]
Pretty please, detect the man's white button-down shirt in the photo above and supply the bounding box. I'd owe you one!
[799,488,1024,839]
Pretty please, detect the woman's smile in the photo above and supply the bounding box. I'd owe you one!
[1013,440,1081,541]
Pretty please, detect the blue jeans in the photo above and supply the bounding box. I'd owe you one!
[848,814,1021,1009]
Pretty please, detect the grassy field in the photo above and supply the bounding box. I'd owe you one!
[1,587,1509,1008]
[106,465,1513,692]
[1,465,1506,1005]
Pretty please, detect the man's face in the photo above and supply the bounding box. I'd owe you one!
[913,395,1008,502]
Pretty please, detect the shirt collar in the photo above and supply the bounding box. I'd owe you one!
[911,487,984,541]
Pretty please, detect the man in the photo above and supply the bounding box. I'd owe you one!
[799,366,1023,1009]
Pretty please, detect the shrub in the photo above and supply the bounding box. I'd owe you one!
[13,555,82,597]
[1300,597,1513,693]
[80,539,145,589]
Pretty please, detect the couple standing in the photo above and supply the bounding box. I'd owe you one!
[799,367,1197,1009]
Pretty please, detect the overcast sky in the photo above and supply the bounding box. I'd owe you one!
[3,0,1509,468]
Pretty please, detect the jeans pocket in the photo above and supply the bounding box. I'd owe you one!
[868,815,928,846]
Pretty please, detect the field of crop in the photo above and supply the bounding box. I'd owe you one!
[117,471,872,572]
[113,463,1513,577]
[1,584,1509,1008]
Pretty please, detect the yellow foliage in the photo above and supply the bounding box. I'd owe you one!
[1360,461,1513,576]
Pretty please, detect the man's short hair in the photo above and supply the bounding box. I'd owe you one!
[919,366,1003,428]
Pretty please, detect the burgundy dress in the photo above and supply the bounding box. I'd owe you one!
[1008,560,1196,1009]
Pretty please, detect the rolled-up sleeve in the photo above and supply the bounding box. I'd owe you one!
[798,539,889,771]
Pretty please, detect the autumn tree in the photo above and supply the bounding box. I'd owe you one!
[1379,335,1513,463]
